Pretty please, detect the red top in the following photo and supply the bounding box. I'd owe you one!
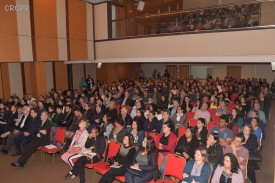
[156,132,177,156]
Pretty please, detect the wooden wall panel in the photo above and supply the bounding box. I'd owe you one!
[68,0,88,60]
[0,64,11,100]
[0,0,20,62]
[54,62,68,91]
[96,63,141,85]
[33,0,58,61]
[180,65,190,79]
[22,62,47,98]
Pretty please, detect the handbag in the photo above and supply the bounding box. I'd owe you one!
[126,166,143,177]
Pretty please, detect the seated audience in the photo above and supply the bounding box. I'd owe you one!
[181,96,193,113]
[106,100,117,122]
[211,153,244,183]
[156,121,177,156]
[224,133,249,178]
[65,127,106,183]
[216,100,229,116]
[230,108,243,130]
[143,110,159,133]
[157,110,175,133]
[99,134,136,183]
[182,147,212,183]
[128,117,145,147]
[61,120,89,168]
[109,118,127,143]
[193,118,208,145]
[101,114,113,140]
[120,106,132,128]
[175,126,199,160]
[205,132,223,169]
[242,125,258,183]
[171,106,186,134]
[125,136,160,183]
[11,111,51,168]
[210,115,234,148]
[194,102,211,124]
[1,106,32,155]
[14,109,41,156]
[251,117,263,141]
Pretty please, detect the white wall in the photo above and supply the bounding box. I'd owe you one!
[45,62,54,92]
[8,63,23,98]
[85,63,97,80]
[141,64,166,78]
[190,66,212,79]
[72,64,84,90]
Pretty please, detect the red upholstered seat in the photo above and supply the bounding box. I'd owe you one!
[40,145,61,153]
[189,119,198,127]
[93,162,110,175]
[207,122,219,131]
[156,179,174,183]
[115,175,126,182]
[155,154,186,183]
[212,115,220,123]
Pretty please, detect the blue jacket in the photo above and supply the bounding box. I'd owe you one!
[183,159,211,183]
[128,128,145,147]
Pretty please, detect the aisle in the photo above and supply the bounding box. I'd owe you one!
[256,100,274,183]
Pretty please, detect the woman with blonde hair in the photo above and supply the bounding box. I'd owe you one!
[182,147,212,183]
[61,120,89,168]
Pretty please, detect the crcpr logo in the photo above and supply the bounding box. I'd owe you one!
[5,4,29,11]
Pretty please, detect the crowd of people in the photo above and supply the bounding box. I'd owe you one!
[159,2,260,33]
[0,72,273,183]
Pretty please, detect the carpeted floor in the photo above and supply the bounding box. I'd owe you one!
[1,102,274,183]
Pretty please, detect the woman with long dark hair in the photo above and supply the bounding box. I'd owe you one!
[205,132,223,169]
[99,134,136,183]
[175,126,199,160]
[125,136,160,183]
[193,118,208,145]
[101,114,113,140]
[211,153,244,183]
[129,117,145,148]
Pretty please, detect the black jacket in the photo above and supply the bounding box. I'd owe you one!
[107,107,118,122]
[120,97,135,108]
[193,126,208,146]
[122,114,132,128]
[16,114,33,132]
[243,134,258,152]
[90,111,104,126]
[36,119,52,145]
[7,111,18,127]
[114,145,136,166]
[132,149,160,180]
[175,135,199,160]
[85,135,106,158]
[62,112,74,127]
[52,113,65,126]
[28,116,41,136]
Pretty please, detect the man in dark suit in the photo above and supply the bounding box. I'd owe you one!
[1,106,32,154]
[120,91,135,107]
[60,105,73,128]
[0,104,17,137]
[13,109,41,156]
[120,106,132,128]
[11,111,51,168]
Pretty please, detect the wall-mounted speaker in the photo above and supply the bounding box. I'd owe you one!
[271,62,275,71]
[137,1,145,11]
[97,63,102,69]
